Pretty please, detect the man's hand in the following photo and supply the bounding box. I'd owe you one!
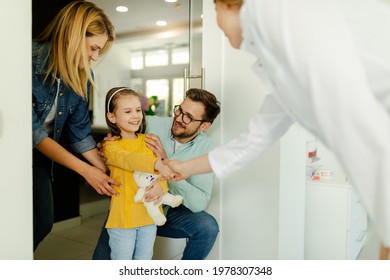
[97,133,115,162]
[145,134,168,159]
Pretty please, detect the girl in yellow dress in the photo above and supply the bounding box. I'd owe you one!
[103,87,175,260]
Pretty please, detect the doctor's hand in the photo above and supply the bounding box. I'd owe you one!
[165,159,191,180]
[166,154,213,179]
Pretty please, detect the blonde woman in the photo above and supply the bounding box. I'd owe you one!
[169,0,390,259]
[32,1,119,250]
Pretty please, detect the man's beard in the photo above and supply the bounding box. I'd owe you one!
[171,121,201,140]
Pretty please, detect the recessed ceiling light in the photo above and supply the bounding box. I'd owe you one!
[156,20,167,27]
[165,0,177,3]
[116,6,128,12]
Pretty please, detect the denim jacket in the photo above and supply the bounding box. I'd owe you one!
[32,41,96,153]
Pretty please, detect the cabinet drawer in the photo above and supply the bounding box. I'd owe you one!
[348,214,367,259]
[350,189,366,228]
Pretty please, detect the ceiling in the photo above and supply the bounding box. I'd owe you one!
[91,0,191,38]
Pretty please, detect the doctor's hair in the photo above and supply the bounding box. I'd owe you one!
[214,0,243,7]
[105,87,146,137]
[185,88,221,124]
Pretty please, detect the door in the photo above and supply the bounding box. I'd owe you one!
[184,0,204,95]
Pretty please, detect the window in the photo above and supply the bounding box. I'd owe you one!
[130,78,144,94]
[130,51,144,70]
[130,45,190,116]
[171,47,189,65]
[145,49,168,67]
[130,45,189,70]
[172,78,185,110]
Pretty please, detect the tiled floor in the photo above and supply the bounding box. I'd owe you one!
[34,179,383,260]
[34,212,107,260]
[34,185,110,260]
[34,209,382,260]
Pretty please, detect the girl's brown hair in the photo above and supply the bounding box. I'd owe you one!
[34,1,115,99]
[105,87,146,138]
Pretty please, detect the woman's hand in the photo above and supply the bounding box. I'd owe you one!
[36,137,121,196]
[82,165,120,196]
[144,181,163,205]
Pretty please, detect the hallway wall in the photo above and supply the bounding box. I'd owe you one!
[0,0,33,259]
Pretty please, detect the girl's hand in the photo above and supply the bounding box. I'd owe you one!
[154,158,178,181]
[144,181,163,205]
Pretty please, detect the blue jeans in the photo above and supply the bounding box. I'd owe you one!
[108,225,157,260]
[93,205,219,260]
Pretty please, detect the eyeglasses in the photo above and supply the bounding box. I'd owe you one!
[173,105,206,125]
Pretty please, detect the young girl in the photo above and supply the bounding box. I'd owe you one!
[103,87,175,260]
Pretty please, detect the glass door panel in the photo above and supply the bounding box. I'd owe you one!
[185,0,203,96]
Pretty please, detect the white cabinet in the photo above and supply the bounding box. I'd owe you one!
[304,178,367,259]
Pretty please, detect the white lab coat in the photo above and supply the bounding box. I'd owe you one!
[209,0,390,246]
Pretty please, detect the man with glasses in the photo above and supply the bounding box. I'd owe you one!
[92,88,221,260]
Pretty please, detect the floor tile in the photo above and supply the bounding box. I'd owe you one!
[34,213,106,260]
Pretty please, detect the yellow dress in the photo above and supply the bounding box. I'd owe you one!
[103,134,168,228]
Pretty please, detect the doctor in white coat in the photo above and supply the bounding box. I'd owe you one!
[168,0,390,259]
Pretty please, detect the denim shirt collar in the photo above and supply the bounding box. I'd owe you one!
[33,41,51,75]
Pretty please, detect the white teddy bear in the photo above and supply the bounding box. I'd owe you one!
[133,171,183,226]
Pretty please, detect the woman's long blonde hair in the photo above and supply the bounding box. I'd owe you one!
[34,1,115,99]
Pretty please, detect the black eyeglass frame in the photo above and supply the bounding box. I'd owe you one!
[173,105,207,125]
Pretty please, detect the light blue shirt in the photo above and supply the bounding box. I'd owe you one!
[146,116,214,213]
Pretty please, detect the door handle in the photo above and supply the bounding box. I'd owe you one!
[184,67,205,97]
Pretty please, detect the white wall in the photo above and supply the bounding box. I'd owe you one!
[0,0,33,259]
[278,124,306,259]
[202,9,280,258]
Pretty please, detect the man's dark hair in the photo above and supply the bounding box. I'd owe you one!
[186,88,221,123]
